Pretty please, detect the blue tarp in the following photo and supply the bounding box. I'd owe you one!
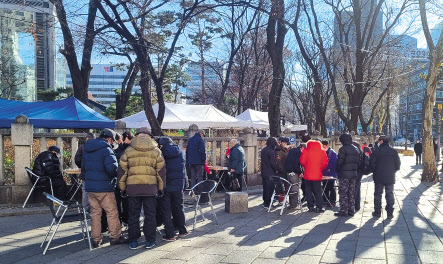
[0,97,115,129]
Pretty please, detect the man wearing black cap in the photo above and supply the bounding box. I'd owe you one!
[33,145,67,200]
[369,135,400,219]
[82,128,127,248]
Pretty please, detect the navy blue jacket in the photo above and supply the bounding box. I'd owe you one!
[186,133,206,165]
[322,147,338,178]
[228,143,245,174]
[82,138,118,192]
[159,137,186,192]
[285,146,303,174]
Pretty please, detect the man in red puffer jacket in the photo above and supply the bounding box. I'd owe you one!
[300,140,328,213]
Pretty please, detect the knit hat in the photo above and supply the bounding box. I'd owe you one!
[136,127,153,137]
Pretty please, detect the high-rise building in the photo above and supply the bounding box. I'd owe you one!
[184,60,225,103]
[66,64,140,107]
[0,0,58,101]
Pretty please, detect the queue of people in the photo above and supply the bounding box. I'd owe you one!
[261,133,400,219]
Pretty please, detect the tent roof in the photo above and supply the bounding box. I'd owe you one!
[236,109,307,131]
[121,103,250,129]
[0,97,115,129]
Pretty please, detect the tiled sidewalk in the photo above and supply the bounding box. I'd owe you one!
[1,155,442,264]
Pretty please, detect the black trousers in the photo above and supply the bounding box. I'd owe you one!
[305,180,323,209]
[159,190,187,238]
[128,196,157,243]
[301,178,307,201]
[262,176,274,207]
[374,184,394,213]
[355,173,363,211]
[322,179,336,204]
[416,153,422,164]
[115,187,129,224]
[51,177,68,201]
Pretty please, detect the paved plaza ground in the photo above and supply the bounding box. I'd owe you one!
[1,155,443,264]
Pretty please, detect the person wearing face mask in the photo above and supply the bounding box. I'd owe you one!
[414,139,422,165]
[33,145,68,200]
[82,128,127,248]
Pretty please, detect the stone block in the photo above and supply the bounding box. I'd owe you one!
[11,185,31,204]
[14,146,32,185]
[225,192,248,213]
[0,185,12,204]
[11,123,33,146]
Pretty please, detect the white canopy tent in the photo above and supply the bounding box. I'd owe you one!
[236,109,307,131]
[120,103,253,129]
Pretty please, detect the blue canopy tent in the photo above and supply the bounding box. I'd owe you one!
[0,97,115,129]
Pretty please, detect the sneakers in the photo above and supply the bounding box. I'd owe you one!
[178,232,189,238]
[110,236,128,245]
[262,204,269,209]
[348,211,354,217]
[308,207,315,212]
[162,236,176,242]
[315,207,325,213]
[129,242,138,250]
[334,212,348,217]
[372,211,381,218]
[92,240,102,249]
[387,212,394,219]
[145,241,156,249]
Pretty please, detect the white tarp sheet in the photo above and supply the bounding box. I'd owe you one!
[236,109,307,131]
[120,103,253,129]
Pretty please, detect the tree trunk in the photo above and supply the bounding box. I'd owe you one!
[266,0,287,137]
[115,63,139,119]
[139,68,163,136]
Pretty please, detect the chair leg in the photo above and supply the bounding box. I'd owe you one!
[70,183,82,200]
[243,176,248,190]
[208,195,218,225]
[43,208,68,255]
[268,191,276,212]
[280,194,289,216]
[83,208,92,250]
[41,218,56,247]
[22,180,39,208]
[193,195,200,230]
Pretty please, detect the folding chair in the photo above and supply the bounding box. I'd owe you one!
[268,176,301,216]
[66,174,82,200]
[23,167,53,208]
[189,180,219,229]
[41,192,92,255]
[242,164,248,190]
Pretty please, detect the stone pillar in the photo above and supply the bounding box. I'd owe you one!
[11,115,33,203]
[56,137,63,170]
[332,131,342,152]
[211,141,217,166]
[220,140,226,167]
[0,134,4,185]
[40,137,47,152]
[240,128,258,185]
[114,120,126,135]
[71,137,78,168]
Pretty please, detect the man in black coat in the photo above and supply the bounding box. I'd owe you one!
[414,139,422,165]
[33,145,67,200]
[369,135,400,219]
[285,134,310,208]
[335,134,360,217]
[260,137,278,208]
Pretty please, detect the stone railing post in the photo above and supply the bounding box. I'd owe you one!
[40,137,47,152]
[211,140,217,166]
[220,140,226,167]
[56,137,63,170]
[71,137,78,168]
[240,127,258,185]
[11,115,33,203]
[0,134,4,185]
[114,120,126,135]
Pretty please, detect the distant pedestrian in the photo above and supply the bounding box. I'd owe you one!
[334,133,359,217]
[227,139,245,191]
[120,127,166,250]
[186,130,206,188]
[260,137,278,209]
[370,135,400,219]
[414,139,422,165]
[321,140,337,207]
[74,132,95,213]
[300,140,328,213]
[82,129,127,248]
[158,136,188,240]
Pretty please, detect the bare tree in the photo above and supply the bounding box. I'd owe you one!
[418,0,443,182]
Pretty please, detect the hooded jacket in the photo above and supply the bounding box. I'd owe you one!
[370,142,400,185]
[158,137,186,192]
[82,138,118,192]
[186,132,206,165]
[300,140,328,181]
[33,151,62,179]
[285,145,303,174]
[336,134,360,179]
[119,134,166,196]
[228,143,245,174]
[322,147,338,178]
[260,137,278,178]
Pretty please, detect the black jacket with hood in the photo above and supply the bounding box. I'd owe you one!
[336,134,360,179]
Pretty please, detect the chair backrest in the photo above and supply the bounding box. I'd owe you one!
[270,176,293,187]
[190,180,217,194]
[25,167,38,183]
[43,192,67,220]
